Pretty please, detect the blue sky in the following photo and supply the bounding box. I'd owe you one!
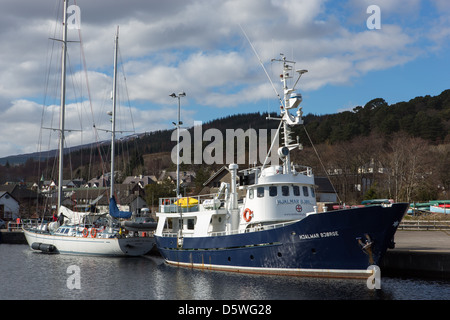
[0,0,449,158]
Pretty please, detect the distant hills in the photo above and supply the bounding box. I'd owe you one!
[0,140,106,166]
[0,89,449,184]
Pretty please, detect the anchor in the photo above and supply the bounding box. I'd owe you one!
[357,234,374,265]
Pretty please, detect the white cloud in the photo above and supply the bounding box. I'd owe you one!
[0,0,448,158]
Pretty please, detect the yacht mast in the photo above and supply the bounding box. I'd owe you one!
[110,26,119,199]
[57,0,68,212]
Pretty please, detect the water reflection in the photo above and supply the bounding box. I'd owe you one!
[0,245,448,300]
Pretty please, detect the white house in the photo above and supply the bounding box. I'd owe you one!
[0,191,20,221]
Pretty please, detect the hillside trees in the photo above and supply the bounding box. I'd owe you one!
[0,89,449,204]
[382,134,433,202]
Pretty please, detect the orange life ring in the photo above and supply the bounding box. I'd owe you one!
[243,208,253,222]
[82,228,88,238]
[90,228,97,238]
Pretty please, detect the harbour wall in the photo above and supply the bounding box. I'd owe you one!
[381,250,450,279]
[0,230,27,244]
[380,230,450,279]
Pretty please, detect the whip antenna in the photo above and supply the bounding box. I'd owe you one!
[238,24,283,107]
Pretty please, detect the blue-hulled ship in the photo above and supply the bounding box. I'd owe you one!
[154,55,408,278]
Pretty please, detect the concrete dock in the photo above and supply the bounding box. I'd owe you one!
[381,230,450,279]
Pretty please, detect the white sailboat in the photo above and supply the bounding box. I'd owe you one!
[24,1,154,256]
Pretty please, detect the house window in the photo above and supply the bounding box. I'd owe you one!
[282,186,289,196]
[269,186,277,197]
[257,187,265,198]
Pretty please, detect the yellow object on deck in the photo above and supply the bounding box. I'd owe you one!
[175,197,199,208]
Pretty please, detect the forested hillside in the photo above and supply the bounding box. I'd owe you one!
[298,89,450,145]
[1,89,449,203]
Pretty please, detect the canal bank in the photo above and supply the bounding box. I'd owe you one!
[381,230,450,279]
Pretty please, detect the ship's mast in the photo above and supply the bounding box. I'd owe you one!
[110,26,119,199]
[262,54,307,174]
[280,56,294,173]
[57,0,68,212]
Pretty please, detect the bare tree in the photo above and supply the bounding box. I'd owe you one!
[383,133,431,202]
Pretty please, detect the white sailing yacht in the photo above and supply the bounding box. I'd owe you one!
[23,0,154,256]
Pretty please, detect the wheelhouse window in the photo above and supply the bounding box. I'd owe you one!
[281,186,289,196]
[257,187,265,198]
[310,187,316,198]
[302,186,309,197]
[187,219,195,230]
[293,185,300,196]
[269,186,277,197]
[249,188,254,199]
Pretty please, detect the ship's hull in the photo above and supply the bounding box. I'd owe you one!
[24,229,155,256]
[155,203,408,278]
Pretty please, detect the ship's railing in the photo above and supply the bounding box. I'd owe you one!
[209,220,297,237]
[293,165,313,176]
[398,220,450,230]
[241,165,313,177]
[7,222,24,232]
[160,219,298,238]
[6,219,43,232]
[159,193,223,213]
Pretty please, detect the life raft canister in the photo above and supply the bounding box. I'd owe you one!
[243,208,254,222]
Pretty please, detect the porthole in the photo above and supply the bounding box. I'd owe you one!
[311,248,316,254]
[250,255,254,260]
[277,252,282,257]
[228,257,231,262]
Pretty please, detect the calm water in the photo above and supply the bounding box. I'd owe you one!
[1,244,449,301]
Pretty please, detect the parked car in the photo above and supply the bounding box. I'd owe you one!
[0,219,6,229]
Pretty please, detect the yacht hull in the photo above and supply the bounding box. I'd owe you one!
[24,229,155,256]
[155,203,408,278]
